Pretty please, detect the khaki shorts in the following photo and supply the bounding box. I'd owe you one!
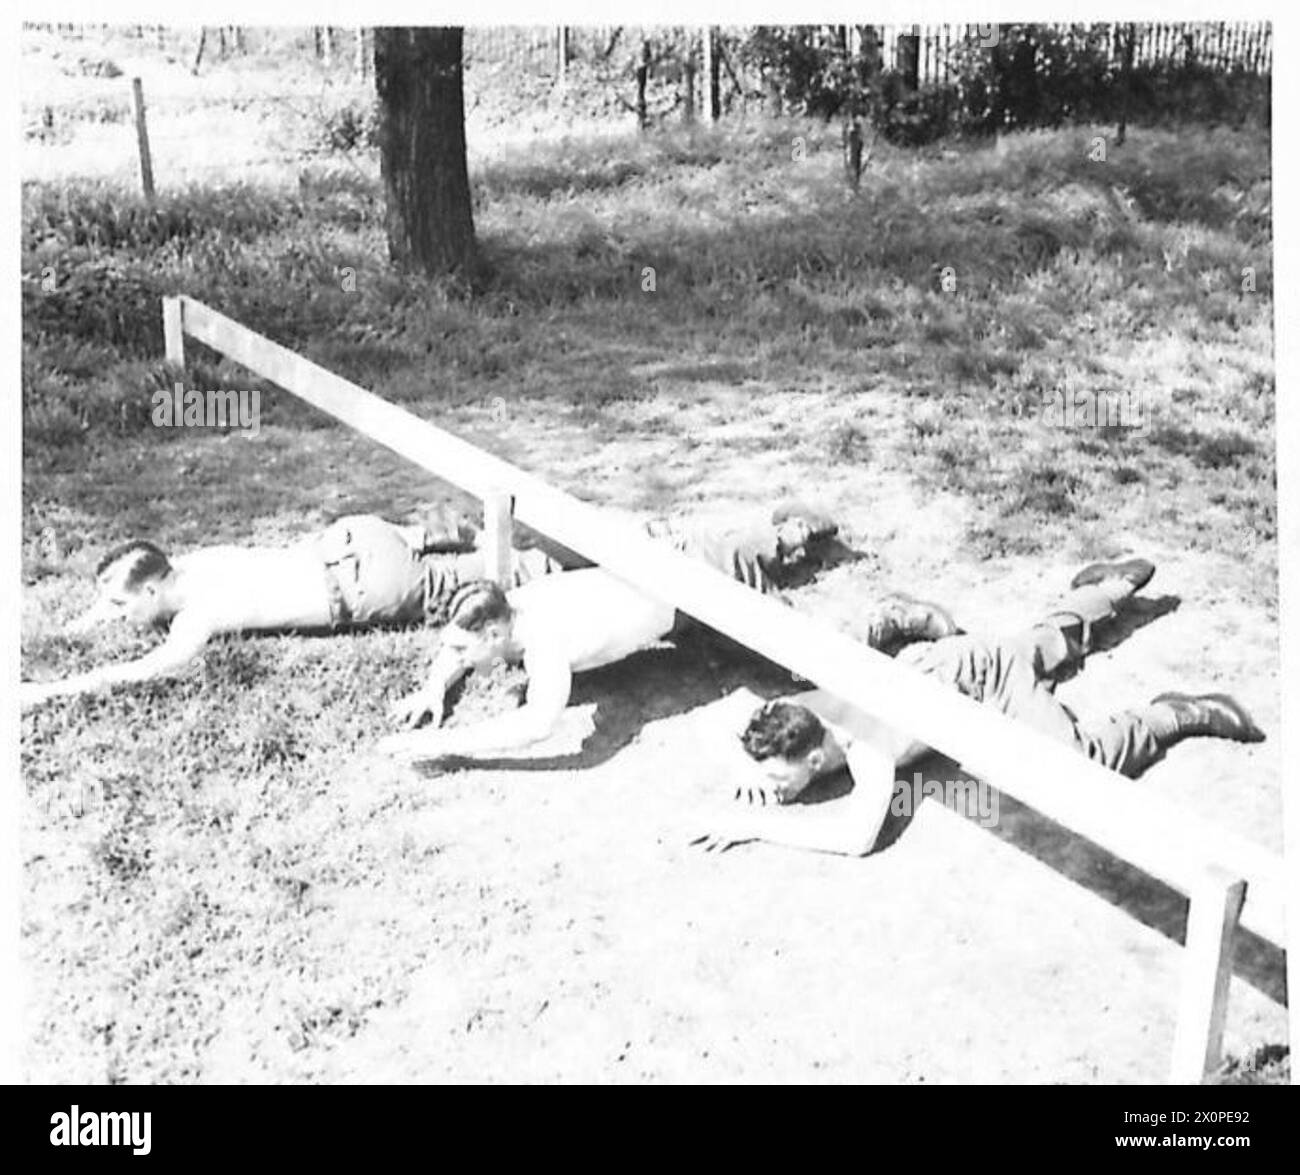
[316,515,430,627]
[316,515,566,628]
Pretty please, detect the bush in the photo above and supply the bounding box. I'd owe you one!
[23,182,300,253]
[742,23,1269,146]
[871,76,965,146]
[23,259,164,354]
[317,98,379,153]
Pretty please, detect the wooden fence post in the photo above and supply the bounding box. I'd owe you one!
[1168,867,1247,1084]
[556,26,568,85]
[130,78,156,203]
[482,490,515,587]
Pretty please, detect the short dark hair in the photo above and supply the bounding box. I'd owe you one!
[96,540,171,590]
[446,579,512,632]
[741,700,826,762]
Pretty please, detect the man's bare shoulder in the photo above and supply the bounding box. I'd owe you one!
[511,568,676,672]
[172,542,330,632]
[509,566,658,612]
[173,542,305,572]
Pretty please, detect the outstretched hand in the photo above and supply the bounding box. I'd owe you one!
[687,830,755,854]
[687,800,764,855]
[391,689,444,731]
[375,728,445,762]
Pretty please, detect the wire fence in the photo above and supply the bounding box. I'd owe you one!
[28,22,1274,84]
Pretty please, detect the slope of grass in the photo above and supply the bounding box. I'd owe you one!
[24,119,1275,567]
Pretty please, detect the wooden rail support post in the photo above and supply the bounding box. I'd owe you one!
[482,490,515,588]
[1169,867,1247,1083]
[162,297,185,370]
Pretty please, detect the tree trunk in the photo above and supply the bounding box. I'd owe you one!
[896,32,920,93]
[1007,33,1038,127]
[374,27,477,276]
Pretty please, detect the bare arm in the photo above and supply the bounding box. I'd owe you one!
[379,641,574,762]
[697,740,897,857]
[20,610,215,707]
[391,643,475,730]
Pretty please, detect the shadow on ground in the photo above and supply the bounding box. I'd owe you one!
[438,593,1286,1011]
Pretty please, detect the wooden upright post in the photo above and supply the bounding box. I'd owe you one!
[482,490,515,587]
[1169,867,1247,1084]
[130,78,156,203]
[556,26,568,85]
[162,297,185,369]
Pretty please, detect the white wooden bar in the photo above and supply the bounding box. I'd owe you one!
[168,295,1288,1077]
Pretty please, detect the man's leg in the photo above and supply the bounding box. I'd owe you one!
[1032,557,1157,678]
[420,547,567,624]
[399,507,479,555]
[897,630,1169,777]
[647,500,843,595]
[996,673,1262,777]
[502,500,844,598]
[898,621,1261,779]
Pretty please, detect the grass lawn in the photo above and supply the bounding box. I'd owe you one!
[20,35,1284,1082]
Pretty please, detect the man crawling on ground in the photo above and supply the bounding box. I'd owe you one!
[690,558,1264,857]
[20,501,843,707]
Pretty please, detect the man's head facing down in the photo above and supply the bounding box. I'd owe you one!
[740,699,830,803]
[76,540,175,631]
[440,579,516,670]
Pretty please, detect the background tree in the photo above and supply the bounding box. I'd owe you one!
[373,27,477,276]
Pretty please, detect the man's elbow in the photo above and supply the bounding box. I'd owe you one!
[515,707,563,746]
[839,824,886,858]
